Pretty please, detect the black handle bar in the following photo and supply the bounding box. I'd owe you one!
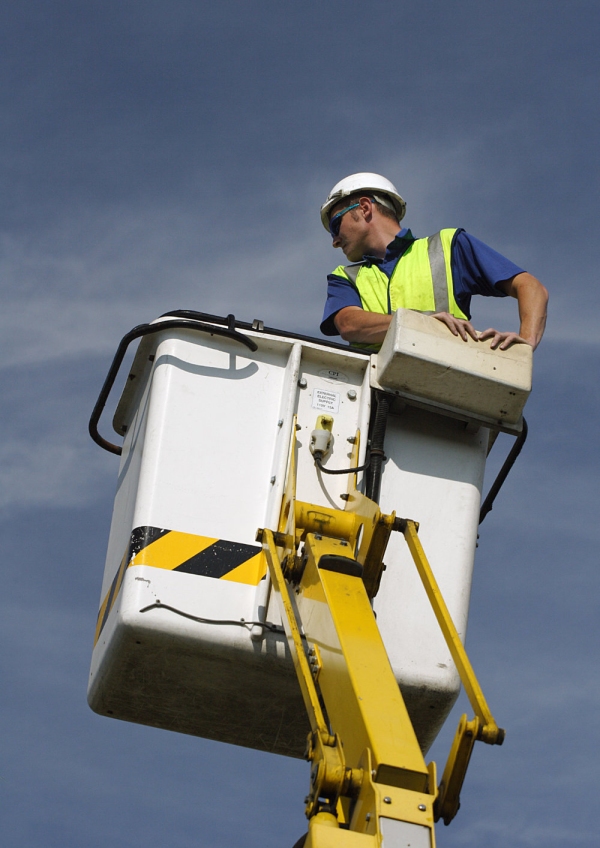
[88,317,258,456]
[479,418,528,524]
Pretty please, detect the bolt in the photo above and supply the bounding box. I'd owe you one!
[365,813,371,822]
[418,804,426,811]
[347,389,357,400]
[270,476,276,484]
[277,419,284,427]
[383,797,392,804]
[340,493,349,501]
[298,378,307,388]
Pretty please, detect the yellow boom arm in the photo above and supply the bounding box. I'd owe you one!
[257,424,503,846]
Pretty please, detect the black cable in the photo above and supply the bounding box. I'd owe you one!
[314,452,371,475]
[139,601,283,632]
[366,392,391,502]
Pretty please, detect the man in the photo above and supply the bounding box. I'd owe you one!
[319,173,548,351]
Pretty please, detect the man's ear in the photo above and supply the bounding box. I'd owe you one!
[358,196,374,221]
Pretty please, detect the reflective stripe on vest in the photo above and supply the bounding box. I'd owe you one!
[332,228,467,321]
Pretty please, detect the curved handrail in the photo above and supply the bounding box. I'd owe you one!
[89,317,258,455]
[479,418,528,524]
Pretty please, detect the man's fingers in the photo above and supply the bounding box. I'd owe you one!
[477,328,503,349]
[463,322,478,341]
[436,320,533,351]
[479,329,531,350]
[433,313,458,335]
[499,334,530,350]
[433,313,478,341]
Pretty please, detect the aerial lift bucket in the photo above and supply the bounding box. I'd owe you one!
[88,308,531,840]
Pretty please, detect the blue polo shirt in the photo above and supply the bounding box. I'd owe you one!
[320,228,525,336]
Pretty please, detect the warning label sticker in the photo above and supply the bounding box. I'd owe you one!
[312,388,340,413]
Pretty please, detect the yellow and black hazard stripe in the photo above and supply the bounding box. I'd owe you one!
[94,526,266,645]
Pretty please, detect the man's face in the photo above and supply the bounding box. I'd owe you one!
[329,197,371,262]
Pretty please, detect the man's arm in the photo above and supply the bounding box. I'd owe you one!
[334,272,548,349]
[433,273,548,350]
[333,306,392,344]
[477,272,548,350]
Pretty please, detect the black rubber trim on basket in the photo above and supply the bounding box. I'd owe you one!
[88,317,258,456]
[161,309,371,355]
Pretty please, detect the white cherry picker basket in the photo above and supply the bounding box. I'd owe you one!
[88,308,531,756]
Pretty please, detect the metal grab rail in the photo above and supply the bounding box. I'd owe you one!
[479,418,528,524]
[161,308,370,354]
[88,316,257,456]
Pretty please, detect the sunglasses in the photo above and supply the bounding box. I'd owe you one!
[328,202,361,238]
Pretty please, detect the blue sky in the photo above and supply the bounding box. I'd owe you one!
[1,2,598,846]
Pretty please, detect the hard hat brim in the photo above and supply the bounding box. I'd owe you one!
[320,183,406,230]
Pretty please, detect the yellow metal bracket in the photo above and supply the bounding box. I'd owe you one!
[396,518,504,823]
[259,527,331,743]
[260,527,363,820]
[436,714,479,825]
[398,519,504,744]
[273,418,395,600]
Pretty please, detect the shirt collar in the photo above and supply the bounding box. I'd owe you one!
[362,228,415,265]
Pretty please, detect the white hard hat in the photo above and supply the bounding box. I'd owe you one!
[320,172,406,230]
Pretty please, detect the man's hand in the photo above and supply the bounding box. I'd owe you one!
[477,328,531,350]
[434,313,533,350]
[432,312,479,342]
[435,272,548,351]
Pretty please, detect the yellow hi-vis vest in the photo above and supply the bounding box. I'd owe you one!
[332,228,468,325]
